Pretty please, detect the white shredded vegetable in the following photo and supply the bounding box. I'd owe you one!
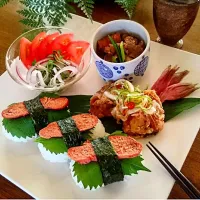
[37,64,49,82]
[104,91,117,100]
[24,58,79,88]
[128,108,141,115]
[36,70,47,87]
[52,67,64,83]
[104,79,161,121]
[52,66,78,86]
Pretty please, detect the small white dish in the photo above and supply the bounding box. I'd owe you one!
[91,20,150,81]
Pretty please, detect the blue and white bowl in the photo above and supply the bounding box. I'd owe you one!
[91,20,150,81]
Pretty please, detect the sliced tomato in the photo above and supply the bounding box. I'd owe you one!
[50,33,74,54]
[19,37,33,69]
[63,41,90,65]
[38,32,60,60]
[30,32,47,62]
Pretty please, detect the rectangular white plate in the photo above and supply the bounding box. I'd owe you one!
[0,15,200,199]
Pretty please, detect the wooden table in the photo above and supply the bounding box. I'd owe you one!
[0,0,199,199]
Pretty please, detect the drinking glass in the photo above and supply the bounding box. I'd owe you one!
[153,0,200,48]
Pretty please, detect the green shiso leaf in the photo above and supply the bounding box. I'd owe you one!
[121,156,151,175]
[2,116,35,138]
[66,95,92,115]
[163,98,200,122]
[72,155,150,190]
[73,161,103,190]
[35,137,67,154]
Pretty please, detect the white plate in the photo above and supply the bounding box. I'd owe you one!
[0,14,200,199]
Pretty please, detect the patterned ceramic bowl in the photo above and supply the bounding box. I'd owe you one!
[91,20,150,82]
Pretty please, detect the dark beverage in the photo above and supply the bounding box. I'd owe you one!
[153,0,199,46]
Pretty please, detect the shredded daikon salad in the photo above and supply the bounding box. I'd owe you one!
[26,51,78,88]
[104,79,158,122]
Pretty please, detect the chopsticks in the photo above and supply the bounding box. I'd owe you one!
[146,142,200,199]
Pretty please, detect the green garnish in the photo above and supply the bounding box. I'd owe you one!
[53,50,66,65]
[108,35,122,63]
[120,41,125,62]
[61,72,69,80]
[32,59,37,66]
[41,60,55,81]
[112,56,117,63]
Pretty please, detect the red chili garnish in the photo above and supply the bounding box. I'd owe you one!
[126,102,135,110]
[116,84,122,89]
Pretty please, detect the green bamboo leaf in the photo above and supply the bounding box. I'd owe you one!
[66,95,92,115]
[163,98,200,122]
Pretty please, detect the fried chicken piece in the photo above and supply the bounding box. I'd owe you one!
[123,90,165,138]
[124,36,145,59]
[90,82,115,118]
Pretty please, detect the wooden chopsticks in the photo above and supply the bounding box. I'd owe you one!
[146,142,200,199]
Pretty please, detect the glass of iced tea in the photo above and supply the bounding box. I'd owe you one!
[153,0,199,48]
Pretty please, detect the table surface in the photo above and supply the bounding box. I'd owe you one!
[0,0,199,199]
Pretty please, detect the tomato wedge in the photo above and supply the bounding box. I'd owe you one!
[50,33,74,55]
[38,32,60,60]
[30,32,47,62]
[19,37,33,69]
[63,41,90,65]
